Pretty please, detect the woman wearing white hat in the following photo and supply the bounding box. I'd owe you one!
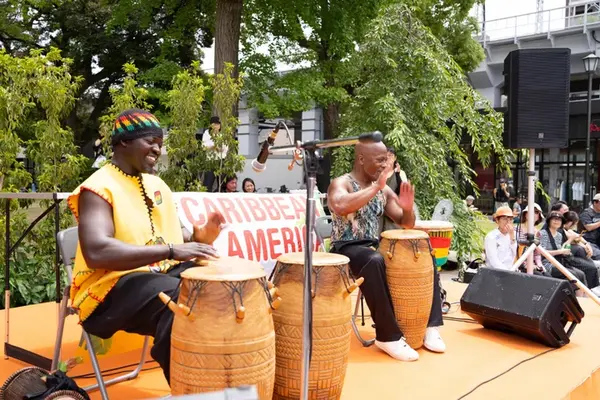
[484,206,517,270]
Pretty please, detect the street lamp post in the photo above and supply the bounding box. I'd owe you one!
[582,53,600,208]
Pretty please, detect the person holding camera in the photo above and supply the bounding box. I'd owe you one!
[493,178,510,212]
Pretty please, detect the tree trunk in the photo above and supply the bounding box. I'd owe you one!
[214,0,243,117]
[317,101,341,192]
[214,0,242,77]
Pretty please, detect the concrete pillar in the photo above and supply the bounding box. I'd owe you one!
[301,107,323,142]
[237,99,259,158]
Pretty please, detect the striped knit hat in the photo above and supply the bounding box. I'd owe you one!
[111,108,163,146]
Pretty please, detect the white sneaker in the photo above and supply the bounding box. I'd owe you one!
[423,327,446,353]
[375,338,419,361]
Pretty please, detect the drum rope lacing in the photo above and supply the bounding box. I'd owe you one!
[388,238,431,261]
[258,277,278,310]
[184,281,208,317]
[270,262,355,298]
[221,281,248,312]
[333,265,353,293]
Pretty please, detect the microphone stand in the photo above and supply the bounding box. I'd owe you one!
[270,133,378,400]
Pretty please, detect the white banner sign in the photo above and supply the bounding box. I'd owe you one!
[174,192,326,275]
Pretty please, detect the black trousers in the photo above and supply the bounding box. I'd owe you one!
[202,171,216,192]
[551,256,599,288]
[82,261,194,384]
[332,240,443,342]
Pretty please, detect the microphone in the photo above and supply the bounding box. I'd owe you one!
[358,131,383,143]
[251,122,281,173]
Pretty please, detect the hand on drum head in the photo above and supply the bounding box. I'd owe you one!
[193,211,226,245]
[173,242,219,262]
[396,181,415,211]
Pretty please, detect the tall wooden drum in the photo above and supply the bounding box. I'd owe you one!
[412,221,454,270]
[379,230,434,349]
[159,257,281,399]
[271,252,362,400]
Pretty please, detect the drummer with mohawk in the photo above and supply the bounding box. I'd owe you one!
[327,139,445,361]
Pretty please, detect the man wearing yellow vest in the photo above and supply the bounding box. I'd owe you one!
[68,108,224,385]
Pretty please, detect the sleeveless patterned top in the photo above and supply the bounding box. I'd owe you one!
[331,174,386,242]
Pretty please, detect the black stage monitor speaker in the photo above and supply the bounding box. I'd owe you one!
[503,48,571,149]
[460,268,584,348]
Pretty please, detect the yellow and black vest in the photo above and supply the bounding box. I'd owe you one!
[68,164,183,321]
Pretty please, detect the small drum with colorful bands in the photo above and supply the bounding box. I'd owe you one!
[412,221,454,269]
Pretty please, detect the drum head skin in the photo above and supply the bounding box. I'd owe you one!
[277,252,349,266]
[412,220,454,231]
[380,229,429,240]
[181,256,266,281]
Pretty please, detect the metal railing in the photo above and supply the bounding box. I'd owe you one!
[478,1,600,47]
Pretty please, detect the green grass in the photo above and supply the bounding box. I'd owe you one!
[477,219,497,235]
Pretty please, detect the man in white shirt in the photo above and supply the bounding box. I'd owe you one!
[201,116,228,191]
[484,206,517,270]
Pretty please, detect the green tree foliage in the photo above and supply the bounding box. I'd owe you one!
[331,4,511,260]
[0,51,35,191]
[100,62,244,192]
[0,48,84,308]
[27,48,88,192]
[241,0,485,136]
[161,61,207,191]
[0,0,214,144]
[205,63,245,190]
[403,0,485,72]
[242,0,383,137]
[98,63,152,160]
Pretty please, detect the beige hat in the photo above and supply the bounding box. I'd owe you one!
[493,206,513,221]
[593,193,600,202]
[522,203,544,218]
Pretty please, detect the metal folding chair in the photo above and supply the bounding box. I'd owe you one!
[314,216,374,347]
[51,227,150,400]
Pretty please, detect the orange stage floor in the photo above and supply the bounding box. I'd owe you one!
[1,281,600,400]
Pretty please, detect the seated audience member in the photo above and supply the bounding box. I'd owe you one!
[579,194,600,259]
[465,195,476,211]
[242,177,256,193]
[484,206,517,270]
[538,212,599,289]
[514,203,546,273]
[563,211,594,260]
[220,176,238,193]
[539,200,568,230]
[512,196,523,223]
[328,139,445,362]
[68,109,224,385]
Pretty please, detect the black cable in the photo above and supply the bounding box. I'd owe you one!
[456,348,557,399]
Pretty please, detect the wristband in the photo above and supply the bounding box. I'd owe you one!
[168,243,174,259]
